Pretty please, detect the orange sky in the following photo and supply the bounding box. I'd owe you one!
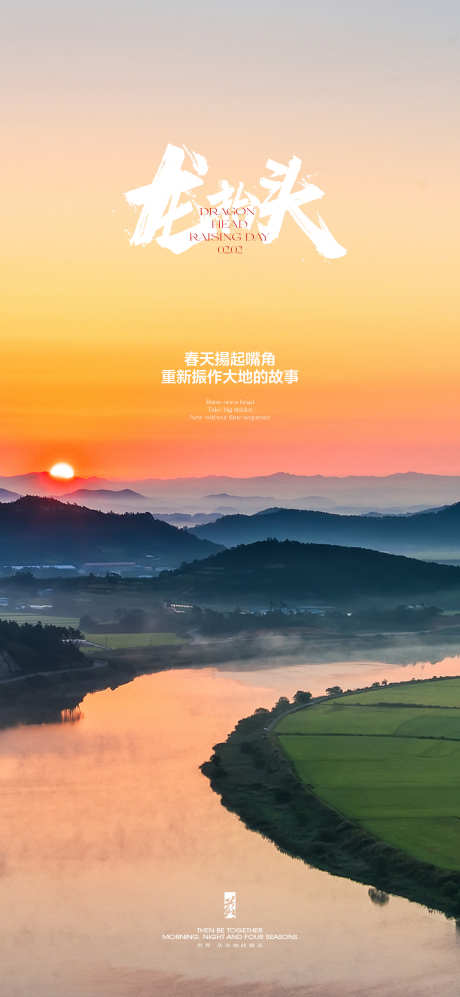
[3,3,460,478]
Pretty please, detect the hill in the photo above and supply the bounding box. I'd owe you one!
[0,497,220,568]
[153,539,460,605]
[61,488,150,511]
[0,488,20,503]
[63,488,147,501]
[189,502,460,558]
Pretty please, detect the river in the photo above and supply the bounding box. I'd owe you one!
[1,652,460,996]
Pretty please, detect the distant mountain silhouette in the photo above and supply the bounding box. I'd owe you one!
[189,503,460,557]
[0,488,20,503]
[63,488,147,501]
[159,512,221,526]
[153,539,460,604]
[0,497,220,567]
[3,471,460,512]
[204,493,274,501]
[0,471,109,497]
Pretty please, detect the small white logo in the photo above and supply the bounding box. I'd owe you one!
[224,891,237,919]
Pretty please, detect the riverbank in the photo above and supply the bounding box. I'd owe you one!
[201,678,460,920]
[2,625,460,731]
[0,652,193,729]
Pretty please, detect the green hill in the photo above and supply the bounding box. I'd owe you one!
[154,538,460,604]
[0,496,220,568]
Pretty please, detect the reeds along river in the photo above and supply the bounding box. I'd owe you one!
[1,654,460,996]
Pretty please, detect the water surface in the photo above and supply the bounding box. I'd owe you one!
[1,653,460,996]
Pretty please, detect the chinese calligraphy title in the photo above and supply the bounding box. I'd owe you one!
[125,145,346,259]
[162,352,299,386]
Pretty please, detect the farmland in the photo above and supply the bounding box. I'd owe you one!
[0,612,80,628]
[83,632,184,649]
[276,678,460,871]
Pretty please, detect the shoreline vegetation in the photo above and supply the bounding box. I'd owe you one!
[2,616,460,727]
[201,676,460,921]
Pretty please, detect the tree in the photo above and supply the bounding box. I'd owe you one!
[272,696,291,714]
[368,887,390,907]
[326,685,343,697]
[293,690,312,705]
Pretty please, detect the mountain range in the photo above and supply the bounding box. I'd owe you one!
[3,471,460,515]
[1,496,460,606]
[190,503,460,559]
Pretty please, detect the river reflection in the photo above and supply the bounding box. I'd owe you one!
[1,654,460,996]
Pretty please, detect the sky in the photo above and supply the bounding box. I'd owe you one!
[2,0,460,478]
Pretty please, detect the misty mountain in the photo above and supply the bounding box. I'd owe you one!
[61,488,151,511]
[64,488,147,501]
[125,471,460,509]
[0,497,220,567]
[189,503,460,558]
[0,489,21,503]
[153,539,460,605]
[3,471,460,514]
[0,472,109,497]
[204,493,275,501]
[158,512,222,526]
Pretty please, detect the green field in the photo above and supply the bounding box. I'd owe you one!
[0,616,184,649]
[276,677,460,871]
[342,678,460,707]
[0,613,80,628]
[83,632,184,649]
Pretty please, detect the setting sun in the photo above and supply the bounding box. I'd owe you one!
[49,461,75,481]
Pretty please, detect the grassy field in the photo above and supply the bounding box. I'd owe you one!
[0,615,184,650]
[0,612,80,628]
[276,677,460,871]
[343,677,460,707]
[83,632,184,649]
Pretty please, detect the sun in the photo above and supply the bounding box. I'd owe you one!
[49,461,75,481]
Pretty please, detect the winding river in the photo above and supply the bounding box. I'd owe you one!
[1,652,460,996]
